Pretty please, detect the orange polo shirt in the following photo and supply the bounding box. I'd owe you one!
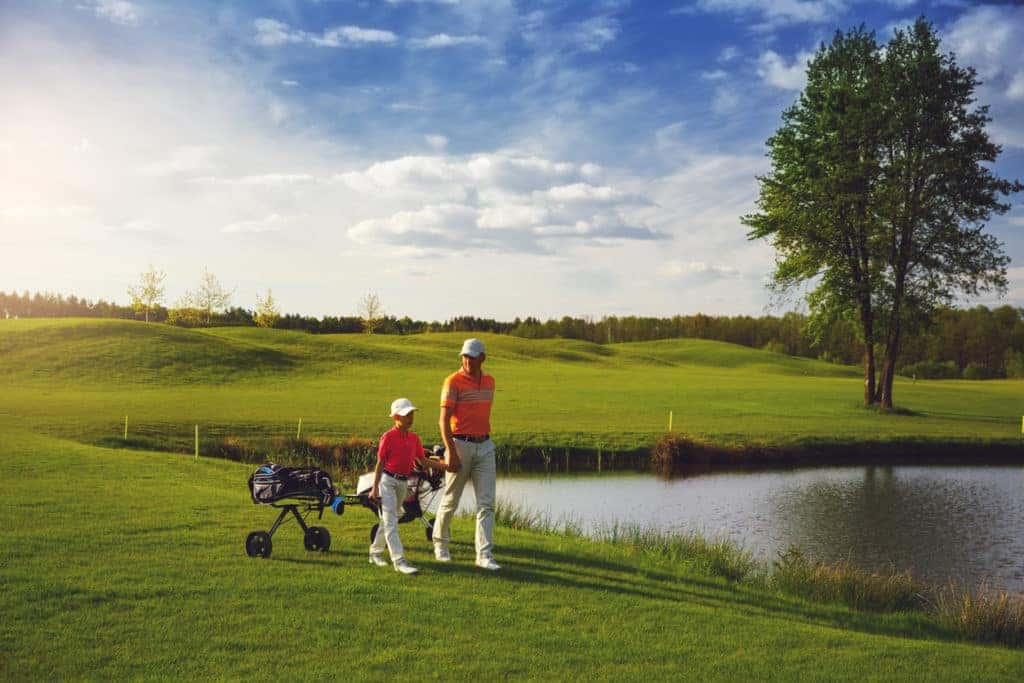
[440,369,495,437]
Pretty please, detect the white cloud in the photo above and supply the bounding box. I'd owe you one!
[222,214,291,234]
[756,50,812,91]
[253,19,397,48]
[692,0,843,28]
[701,69,729,81]
[425,134,448,151]
[660,260,740,281]
[575,16,620,52]
[90,1,141,26]
[718,46,740,62]
[412,34,487,49]
[342,152,666,253]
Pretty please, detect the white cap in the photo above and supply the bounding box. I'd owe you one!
[460,338,485,358]
[389,398,417,416]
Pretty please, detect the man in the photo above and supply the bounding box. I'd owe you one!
[432,338,499,570]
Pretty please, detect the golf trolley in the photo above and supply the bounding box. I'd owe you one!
[245,464,356,559]
[356,446,447,545]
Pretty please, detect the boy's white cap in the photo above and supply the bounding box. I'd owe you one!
[389,398,417,416]
[460,338,485,357]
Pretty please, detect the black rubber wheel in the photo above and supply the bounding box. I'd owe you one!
[425,519,434,542]
[304,526,331,552]
[245,531,272,558]
[370,523,379,544]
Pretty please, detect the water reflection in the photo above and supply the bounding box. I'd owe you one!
[457,465,1024,592]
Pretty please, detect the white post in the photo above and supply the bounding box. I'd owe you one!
[124,415,128,441]
[194,425,199,462]
[669,410,674,432]
[297,418,303,440]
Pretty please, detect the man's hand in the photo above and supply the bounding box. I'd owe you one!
[444,443,461,473]
[369,486,380,503]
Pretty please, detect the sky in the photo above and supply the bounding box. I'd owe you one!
[1,0,1022,321]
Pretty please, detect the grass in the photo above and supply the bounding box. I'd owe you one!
[1,318,1021,459]
[3,428,1024,680]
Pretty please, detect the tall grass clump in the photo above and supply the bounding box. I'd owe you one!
[494,499,582,536]
[595,522,757,582]
[928,582,1024,647]
[771,547,925,612]
[267,436,376,472]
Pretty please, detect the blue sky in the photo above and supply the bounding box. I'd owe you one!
[1,0,1022,320]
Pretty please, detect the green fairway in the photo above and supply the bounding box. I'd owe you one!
[0,318,1020,457]
[2,429,1023,680]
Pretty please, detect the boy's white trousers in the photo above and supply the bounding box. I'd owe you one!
[433,438,496,561]
[369,473,409,565]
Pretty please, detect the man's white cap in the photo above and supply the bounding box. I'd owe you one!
[390,398,417,416]
[460,338,485,358]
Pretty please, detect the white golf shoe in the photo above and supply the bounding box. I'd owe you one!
[475,557,501,571]
[394,560,419,575]
[368,554,388,567]
[434,545,451,562]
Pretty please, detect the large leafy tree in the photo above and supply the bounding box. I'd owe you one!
[746,19,1021,409]
[870,20,1021,407]
[744,26,885,406]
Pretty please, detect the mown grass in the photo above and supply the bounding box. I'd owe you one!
[1,319,1021,458]
[3,428,1024,680]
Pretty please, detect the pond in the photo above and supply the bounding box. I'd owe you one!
[455,464,1024,592]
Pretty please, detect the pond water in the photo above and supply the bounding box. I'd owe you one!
[454,465,1024,592]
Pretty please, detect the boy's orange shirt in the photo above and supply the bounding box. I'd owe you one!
[440,370,495,436]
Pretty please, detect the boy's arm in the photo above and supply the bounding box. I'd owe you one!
[370,459,384,501]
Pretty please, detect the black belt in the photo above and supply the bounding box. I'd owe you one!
[453,434,489,443]
[383,469,408,481]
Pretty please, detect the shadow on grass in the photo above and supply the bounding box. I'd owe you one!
[480,544,958,646]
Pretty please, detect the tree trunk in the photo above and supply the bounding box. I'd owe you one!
[860,304,877,406]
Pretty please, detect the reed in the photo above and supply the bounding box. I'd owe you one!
[928,581,1024,647]
[771,547,925,612]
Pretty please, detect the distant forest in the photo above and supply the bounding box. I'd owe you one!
[2,289,1022,379]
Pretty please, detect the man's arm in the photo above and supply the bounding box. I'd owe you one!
[439,405,460,473]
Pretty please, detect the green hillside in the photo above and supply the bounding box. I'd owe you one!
[0,318,1020,453]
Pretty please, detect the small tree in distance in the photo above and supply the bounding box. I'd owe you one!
[127,264,166,323]
[186,268,234,326]
[359,292,384,334]
[254,289,280,328]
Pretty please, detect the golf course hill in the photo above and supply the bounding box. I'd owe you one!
[0,317,1020,459]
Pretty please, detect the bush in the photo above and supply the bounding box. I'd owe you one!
[1003,350,1024,379]
[929,582,1024,647]
[899,360,960,379]
[962,362,997,380]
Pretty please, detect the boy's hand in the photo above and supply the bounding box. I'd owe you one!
[369,486,380,503]
[445,452,461,473]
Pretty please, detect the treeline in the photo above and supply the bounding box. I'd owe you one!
[2,290,1022,378]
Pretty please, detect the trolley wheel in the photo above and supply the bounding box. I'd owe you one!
[245,531,272,558]
[304,526,331,552]
[370,523,379,544]
[425,519,434,542]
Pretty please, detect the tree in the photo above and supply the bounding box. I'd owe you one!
[254,289,280,328]
[745,20,1021,409]
[869,19,1021,407]
[744,26,885,406]
[358,292,384,334]
[127,265,166,323]
[186,268,234,326]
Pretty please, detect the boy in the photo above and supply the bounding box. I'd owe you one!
[369,398,447,574]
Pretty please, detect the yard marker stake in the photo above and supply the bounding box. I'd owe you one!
[195,425,199,462]
[124,415,128,441]
[297,417,302,440]
[669,410,673,432]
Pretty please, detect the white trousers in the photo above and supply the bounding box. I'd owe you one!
[369,473,408,565]
[433,438,496,561]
